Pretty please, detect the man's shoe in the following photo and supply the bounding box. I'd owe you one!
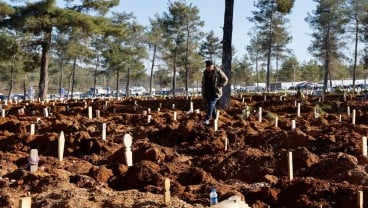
[204,120,210,125]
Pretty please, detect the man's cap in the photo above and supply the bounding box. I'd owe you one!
[205,60,213,67]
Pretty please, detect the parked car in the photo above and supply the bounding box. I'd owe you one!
[0,94,7,101]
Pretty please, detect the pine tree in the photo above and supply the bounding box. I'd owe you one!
[306,0,348,94]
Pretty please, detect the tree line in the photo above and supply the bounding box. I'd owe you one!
[0,0,367,104]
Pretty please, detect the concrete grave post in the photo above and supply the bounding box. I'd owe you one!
[189,102,193,113]
[29,149,39,172]
[291,120,296,130]
[123,134,133,166]
[362,136,367,156]
[357,191,363,208]
[258,107,262,122]
[352,109,356,125]
[147,115,152,123]
[96,110,100,118]
[339,114,342,123]
[43,108,48,118]
[275,116,278,128]
[164,178,171,206]
[18,196,31,208]
[173,111,177,121]
[88,106,92,120]
[102,123,106,141]
[347,106,351,116]
[172,104,175,110]
[288,151,293,181]
[2,109,5,118]
[224,137,228,151]
[30,124,35,136]
[297,103,301,117]
[214,119,218,131]
[58,131,65,161]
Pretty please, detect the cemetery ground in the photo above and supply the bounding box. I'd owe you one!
[1,93,368,207]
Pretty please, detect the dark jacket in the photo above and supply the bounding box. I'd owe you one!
[201,67,228,99]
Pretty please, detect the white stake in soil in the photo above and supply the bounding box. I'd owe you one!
[29,149,39,172]
[357,190,363,208]
[297,103,301,117]
[102,123,106,141]
[123,134,133,166]
[58,131,65,161]
[362,136,367,156]
[258,107,262,122]
[88,106,92,120]
[30,124,35,136]
[291,120,296,130]
[352,109,356,125]
[288,151,293,181]
[173,111,177,121]
[18,196,31,208]
[164,178,171,205]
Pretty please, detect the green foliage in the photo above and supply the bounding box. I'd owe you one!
[199,30,222,63]
[276,0,294,13]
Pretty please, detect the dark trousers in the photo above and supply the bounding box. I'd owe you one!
[205,97,218,120]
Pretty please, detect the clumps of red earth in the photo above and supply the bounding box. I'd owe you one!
[0,94,368,207]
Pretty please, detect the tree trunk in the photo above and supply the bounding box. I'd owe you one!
[185,15,190,96]
[116,68,119,98]
[149,44,157,96]
[126,67,131,97]
[38,30,51,100]
[59,61,64,98]
[23,73,26,100]
[172,52,177,97]
[219,0,234,110]
[93,55,99,97]
[71,58,77,99]
[7,56,15,102]
[352,9,359,94]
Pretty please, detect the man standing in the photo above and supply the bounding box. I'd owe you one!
[201,60,228,125]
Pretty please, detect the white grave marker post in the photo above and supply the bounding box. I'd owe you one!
[30,124,35,136]
[339,114,342,123]
[224,137,228,151]
[214,119,218,131]
[172,104,175,110]
[88,106,92,120]
[58,131,65,161]
[264,95,267,101]
[297,103,301,117]
[29,149,39,172]
[242,97,245,103]
[147,108,151,113]
[123,134,133,166]
[147,115,152,123]
[19,196,31,208]
[96,110,100,118]
[357,191,363,208]
[164,178,171,205]
[43,108,48,118]
[216,110,220,120]
[258,107,262,122]
[173,111,177,121]
[362,136,367,156]
[288,151,293,181]
[352,109,356,125]
[1,109,5,118]
[275,116,279,128]
[102,123,106,141]
[291,120,296,130]
[142,110,147,116]
[189,102,194,113]
[347,106,351,116]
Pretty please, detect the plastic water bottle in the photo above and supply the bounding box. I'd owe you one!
[209,188,218,206]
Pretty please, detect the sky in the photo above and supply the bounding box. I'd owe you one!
[116,0,317,63]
